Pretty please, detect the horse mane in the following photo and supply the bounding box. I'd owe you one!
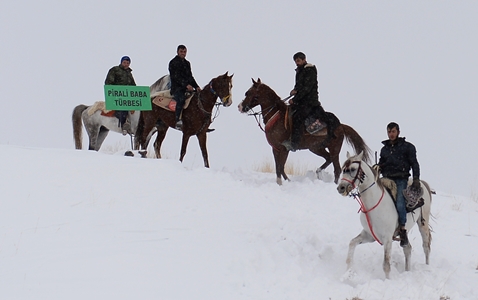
[257,82,288,111]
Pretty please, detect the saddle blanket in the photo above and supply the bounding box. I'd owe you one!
[151,90,194,112]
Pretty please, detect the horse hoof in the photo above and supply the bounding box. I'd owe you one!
[124,151,134,157]
[139,150,147,158]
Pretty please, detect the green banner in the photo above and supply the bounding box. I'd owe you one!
[104,85,152,110]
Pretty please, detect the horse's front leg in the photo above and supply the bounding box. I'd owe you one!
[382,240,393,279]
[273,148,289,185]
[179,134,192,164]
[402,243,412,272]
[346,230,375,270]
[196,132,209,168]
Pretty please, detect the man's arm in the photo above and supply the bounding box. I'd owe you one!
[105,67,116,85]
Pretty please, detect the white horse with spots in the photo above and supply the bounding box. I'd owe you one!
[72,101,141,151]
[336,151,432,279]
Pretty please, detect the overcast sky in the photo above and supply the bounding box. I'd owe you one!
[1,1,477,196]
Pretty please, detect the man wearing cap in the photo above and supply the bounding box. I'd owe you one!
[168,45,201,129]
[377,122,421,247]
[105,56,136,135]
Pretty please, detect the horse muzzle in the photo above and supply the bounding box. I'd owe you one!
[221,95,232,107]
[337,182,352,196]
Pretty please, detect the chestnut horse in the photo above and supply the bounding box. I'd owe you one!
[135,72,233,167]
[238,78,371,185]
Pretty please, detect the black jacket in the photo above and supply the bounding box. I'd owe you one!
[292,63,320,108]
[168,55,199,95]
[378,137,420,179]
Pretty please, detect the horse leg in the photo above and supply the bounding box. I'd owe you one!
[196,132,209,168]
[273,148,289,185]
[325,134,344,183]
[417,211,432,265]
[179,134,192,164]
[87,126,100,151]
[95,126,109,151]
[153,123,168,159]
[402,243,412,271]
[382,240,393,278]
[346,230,375,270]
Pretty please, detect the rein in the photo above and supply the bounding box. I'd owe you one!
[245,95,290,132]
[342,160,385,245]
[194,80,230,134]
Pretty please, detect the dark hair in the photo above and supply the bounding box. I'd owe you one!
[293,52,306,60]
[177,45,187,51]
[387,122,400,131]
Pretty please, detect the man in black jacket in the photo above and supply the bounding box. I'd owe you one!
[282,52,332,152]
[378,122,421,247]
[168,45,201,129]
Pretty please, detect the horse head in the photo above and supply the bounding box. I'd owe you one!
[337,151,375,196]
[209,71,233,107]
[238,78,267,113]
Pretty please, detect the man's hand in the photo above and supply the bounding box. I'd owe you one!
[290,89,297,96]
[412,178,420,190]
[186,84,194,91]
[196,86,202,92]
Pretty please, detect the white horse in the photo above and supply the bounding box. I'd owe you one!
[72,101,142,151]
[336,151,432,279]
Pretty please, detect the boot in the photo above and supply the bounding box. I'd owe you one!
[399,227,409,247]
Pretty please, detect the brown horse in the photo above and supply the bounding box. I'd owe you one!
[238,78,371,185]
[135,72,233,167]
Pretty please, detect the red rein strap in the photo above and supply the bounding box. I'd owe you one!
[342,177,385,245]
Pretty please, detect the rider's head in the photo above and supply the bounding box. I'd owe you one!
[177,45,187,59]
[293,52,307,67]
[120,56,131,68]
[387,122,400,142]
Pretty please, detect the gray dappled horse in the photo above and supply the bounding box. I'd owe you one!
[337,151,432,279]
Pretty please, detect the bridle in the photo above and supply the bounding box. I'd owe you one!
[341,160,385,245]
[195,79,232,127]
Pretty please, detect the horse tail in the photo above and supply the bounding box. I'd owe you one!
[341,124,372,163]
[72,104,89,149]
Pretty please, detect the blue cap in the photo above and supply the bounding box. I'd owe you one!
[121,56,131,63]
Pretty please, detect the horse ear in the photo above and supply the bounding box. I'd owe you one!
[357,151,364,161]
[257,78,262,84]
[346,151,351,159]
[252,78,257,84]
[223,71,228,77]
[229,73,234,78]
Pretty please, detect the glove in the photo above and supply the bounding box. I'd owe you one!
[372,164,380,173]
[412,178,420,190]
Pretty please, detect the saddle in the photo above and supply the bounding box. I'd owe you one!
[86,101,132,118]
[151,90,194,112]
[285,106,328,136]
[379,177,424,212]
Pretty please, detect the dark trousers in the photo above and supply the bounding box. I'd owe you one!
[291,106,314,146]
[173,91,186,122]
[114,111,128,127]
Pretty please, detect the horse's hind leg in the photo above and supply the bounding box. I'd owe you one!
[418,210,432,265]
[153,123,168,159]
[87,127,100,151]
[196,132,209,167]
[179,134,192,164]
[95,127,109,151]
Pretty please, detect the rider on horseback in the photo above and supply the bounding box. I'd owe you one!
[104,56,136,135]
[377,122,421,247]
[169,45,201,130]
[282,52,336,152]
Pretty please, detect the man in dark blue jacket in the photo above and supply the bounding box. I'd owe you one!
[378,122,421,247]
[168,45,201,129]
